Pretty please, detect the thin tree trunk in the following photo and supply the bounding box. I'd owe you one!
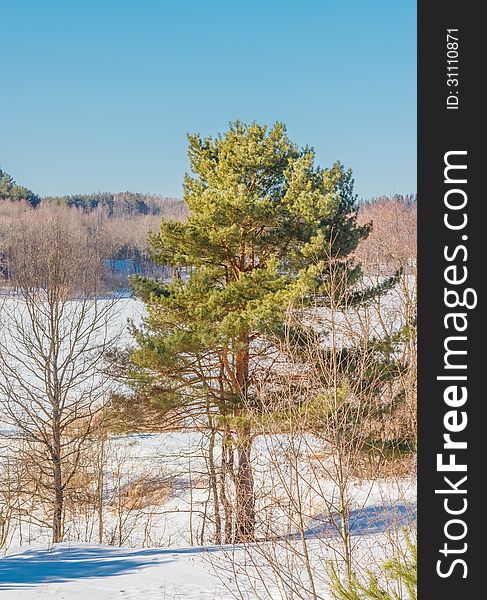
[233,333,256,543]
[208,426,222,544]
[220,429,234,544]
[188,456,194,546]
[234,427,255,543]
[221,333,256,543]
[52,453,63,544]
[97,432,106,544]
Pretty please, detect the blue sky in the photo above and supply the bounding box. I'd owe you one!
[2,0,416,199]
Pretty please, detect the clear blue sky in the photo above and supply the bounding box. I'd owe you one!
[2,0,416,200]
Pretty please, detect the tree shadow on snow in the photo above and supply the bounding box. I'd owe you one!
[0,544,216,589]
[300,502,417,540]
[0,505,416,589]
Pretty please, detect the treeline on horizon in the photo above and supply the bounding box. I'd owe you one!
[42,191,188,219]
[1,167,416,214]
[0,167,416,290]
[1,167,188,219]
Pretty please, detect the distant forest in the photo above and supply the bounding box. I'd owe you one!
[1,167,188,218]
[0,168,415,291]
[43,191,188,219]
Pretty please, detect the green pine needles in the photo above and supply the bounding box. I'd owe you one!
[328,529,417,600]
[131,120,370,407]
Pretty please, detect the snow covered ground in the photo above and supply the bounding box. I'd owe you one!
[0,543,222,600]
[0,297,416,598]
[0,523,415,600]
[0,431,416,599]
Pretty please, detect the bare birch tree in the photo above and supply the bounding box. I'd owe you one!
[0,205,121,543]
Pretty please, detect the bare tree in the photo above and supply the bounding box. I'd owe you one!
[356,197,417,455]
[0,205,121,543]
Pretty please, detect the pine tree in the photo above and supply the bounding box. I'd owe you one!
[328,529,417,600]
[0,168,40,206]
[130,121,372,542]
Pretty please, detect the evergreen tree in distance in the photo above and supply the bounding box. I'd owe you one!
[0,168,40,206]
[130,121,380,542]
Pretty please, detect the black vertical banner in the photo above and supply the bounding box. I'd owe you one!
[418,2,483,598]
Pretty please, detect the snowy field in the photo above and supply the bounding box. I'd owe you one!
[0,432,416,599]
[0,535,411,600]
[0,297,416,599]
